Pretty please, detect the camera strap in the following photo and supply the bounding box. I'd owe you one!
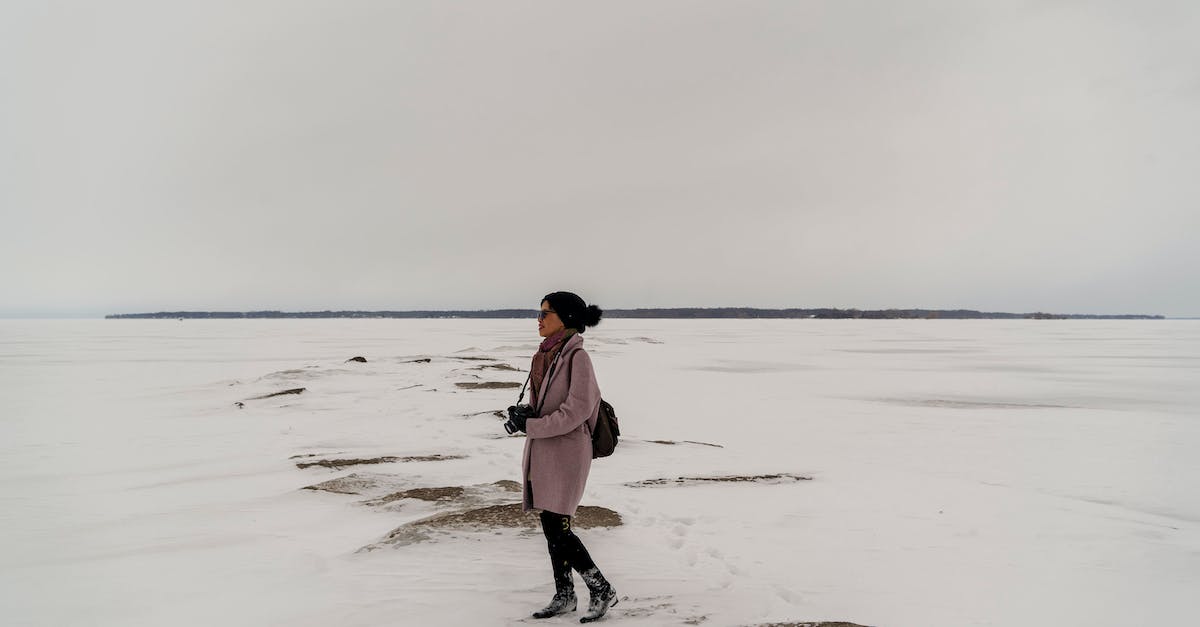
[516,371,532,405]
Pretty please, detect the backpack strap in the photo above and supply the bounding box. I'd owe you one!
[559,350,597,439]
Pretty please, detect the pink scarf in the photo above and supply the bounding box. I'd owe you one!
[530,329,576,407]
[539,329,569,352]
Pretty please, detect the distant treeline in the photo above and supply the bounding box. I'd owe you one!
[106,308,1163,320]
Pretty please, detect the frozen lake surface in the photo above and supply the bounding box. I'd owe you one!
[2,319,1198,627]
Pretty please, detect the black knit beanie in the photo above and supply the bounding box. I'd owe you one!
[542,291,603,333]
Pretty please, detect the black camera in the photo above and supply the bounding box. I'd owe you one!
[503,404,538,434]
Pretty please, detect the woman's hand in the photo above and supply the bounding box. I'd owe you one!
[505,404,538,433]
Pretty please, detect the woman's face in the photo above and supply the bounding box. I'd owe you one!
[538,300,565,338]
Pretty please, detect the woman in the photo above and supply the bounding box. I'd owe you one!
[506,291,618,623]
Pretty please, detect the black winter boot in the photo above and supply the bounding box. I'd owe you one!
[532,586,577,619]
[535,533,578,619]
[578,567,617,623]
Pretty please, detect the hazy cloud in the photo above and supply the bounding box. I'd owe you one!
[2,1,1197,316]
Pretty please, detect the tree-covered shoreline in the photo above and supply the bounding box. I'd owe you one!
[105,308,1163,320]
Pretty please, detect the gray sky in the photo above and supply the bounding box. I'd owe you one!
[2,1,1198,317]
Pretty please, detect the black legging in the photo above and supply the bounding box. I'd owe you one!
[540,510,597,589]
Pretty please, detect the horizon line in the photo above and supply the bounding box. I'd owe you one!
[95,307,1173,320]
[7,307,1199,319]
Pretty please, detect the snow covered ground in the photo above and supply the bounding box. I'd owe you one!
[2,318,1198,627]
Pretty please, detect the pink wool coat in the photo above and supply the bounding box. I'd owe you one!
[521,332,602,517]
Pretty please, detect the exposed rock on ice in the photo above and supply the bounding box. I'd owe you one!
[302,474,522,507]
[363,503,622,549]
[295,454,465,470]
[289,452,345,460]
[368,485,465,503]
[461,409,507,419]
[297,456,399,469]
[748,622,873,627]
[302,473,383,495]
[645,439,724,448]
[297,451,400,466]
[455,381,522,389]
[395,454,465,463]
[627,473,811,487]
[246,387,306,400]
[423,503,619,530]
[361,480,521,507]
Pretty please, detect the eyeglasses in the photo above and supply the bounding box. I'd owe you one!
[537,309,556,320]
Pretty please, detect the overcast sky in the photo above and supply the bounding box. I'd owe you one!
[2,1,1198,317]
